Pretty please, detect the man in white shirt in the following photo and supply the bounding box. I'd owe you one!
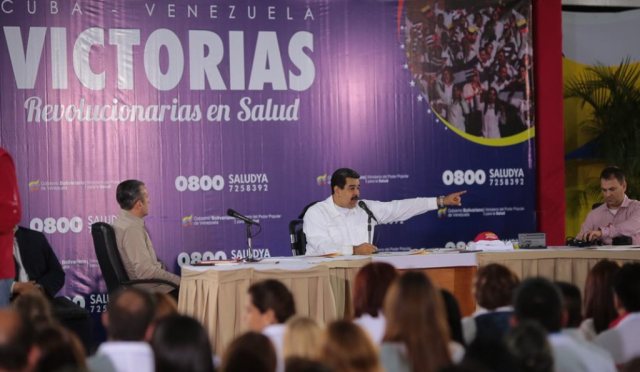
[87,287,156,372]
[303,168,465,255]
[594,262,640,366]
[513,277,616,372]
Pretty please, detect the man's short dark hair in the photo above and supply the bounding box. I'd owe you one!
[600,166,626,184]
[248,279,295,324]
[106,287,156,341]
[116,180,145,210]
[330,168,360,194]
[555,281,582,328]
[475,263,520,310]
[505,320,553,372]
[0,310,34,371]
[613,262,640,312]
[513,278,563,333]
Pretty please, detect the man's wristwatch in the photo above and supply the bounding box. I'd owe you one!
[437,195,445,208]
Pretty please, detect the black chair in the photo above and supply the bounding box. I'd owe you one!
[288,202,318,256]
[90,222,179,294]
[289,219,306,256]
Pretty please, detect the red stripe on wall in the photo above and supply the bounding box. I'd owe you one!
[534,0,565,244]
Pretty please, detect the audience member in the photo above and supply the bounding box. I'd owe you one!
[580,259,620,340]
[352,262,397,343]
[33,323,87,372]
[439,365,491,372]
[245,279,296,372]
[462,263,519,345]
[112,180,180,295]
[285,357,331,372]
[462,334,515,372]
[381,271,453,372]
[321,320,382,372]
[151,314,215,372]
[513,277,616,372]
[0,308,35,372]
[555,281,583,329]
[151,292,178,324]
[505,320,553,372]
[594,262,640,366]
[221,332,277,372]
[87,287,156,372]
[0,148,21,307]
[11,290,88,371]
[282,316,323,362]
[12,290,57,331]
[622,357,640,372]
[440,289,465,346]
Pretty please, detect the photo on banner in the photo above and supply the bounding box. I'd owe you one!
[403,0,533,146]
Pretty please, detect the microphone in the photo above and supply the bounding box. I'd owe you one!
[358,201,378,223]
[227,209,259,225]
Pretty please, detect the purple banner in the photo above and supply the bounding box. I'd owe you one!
[0,0,535,310]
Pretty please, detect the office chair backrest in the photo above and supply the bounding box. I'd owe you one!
[288,201,319,256]
[91,222,130,293]
[289,219,306,256]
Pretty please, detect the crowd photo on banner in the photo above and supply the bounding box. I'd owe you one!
[405,0,533,138]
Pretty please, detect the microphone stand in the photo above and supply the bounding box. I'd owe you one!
[244,222,261,263]
[367,215,373,244]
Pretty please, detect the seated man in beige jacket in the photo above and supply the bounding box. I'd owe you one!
[112,180,180,296]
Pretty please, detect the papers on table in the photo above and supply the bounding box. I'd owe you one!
[467,240,515,251]
[375,248,429,256]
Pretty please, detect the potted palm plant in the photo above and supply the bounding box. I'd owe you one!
[564,58,640,200]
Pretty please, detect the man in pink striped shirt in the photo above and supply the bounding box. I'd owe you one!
[578,166,640,245]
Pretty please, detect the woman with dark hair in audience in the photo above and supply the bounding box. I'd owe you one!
[321,320,382,372]
[34,324,87,372]
[151,314,215,372]
[580,259,620,340]
[380,271,453,372]
[461,263,519,345]
[221,332,277,372]
[555,281,583,329]
[352,262,397,343]
[440,289,465,347]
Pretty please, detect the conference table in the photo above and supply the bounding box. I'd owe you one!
[177,246,640,352]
